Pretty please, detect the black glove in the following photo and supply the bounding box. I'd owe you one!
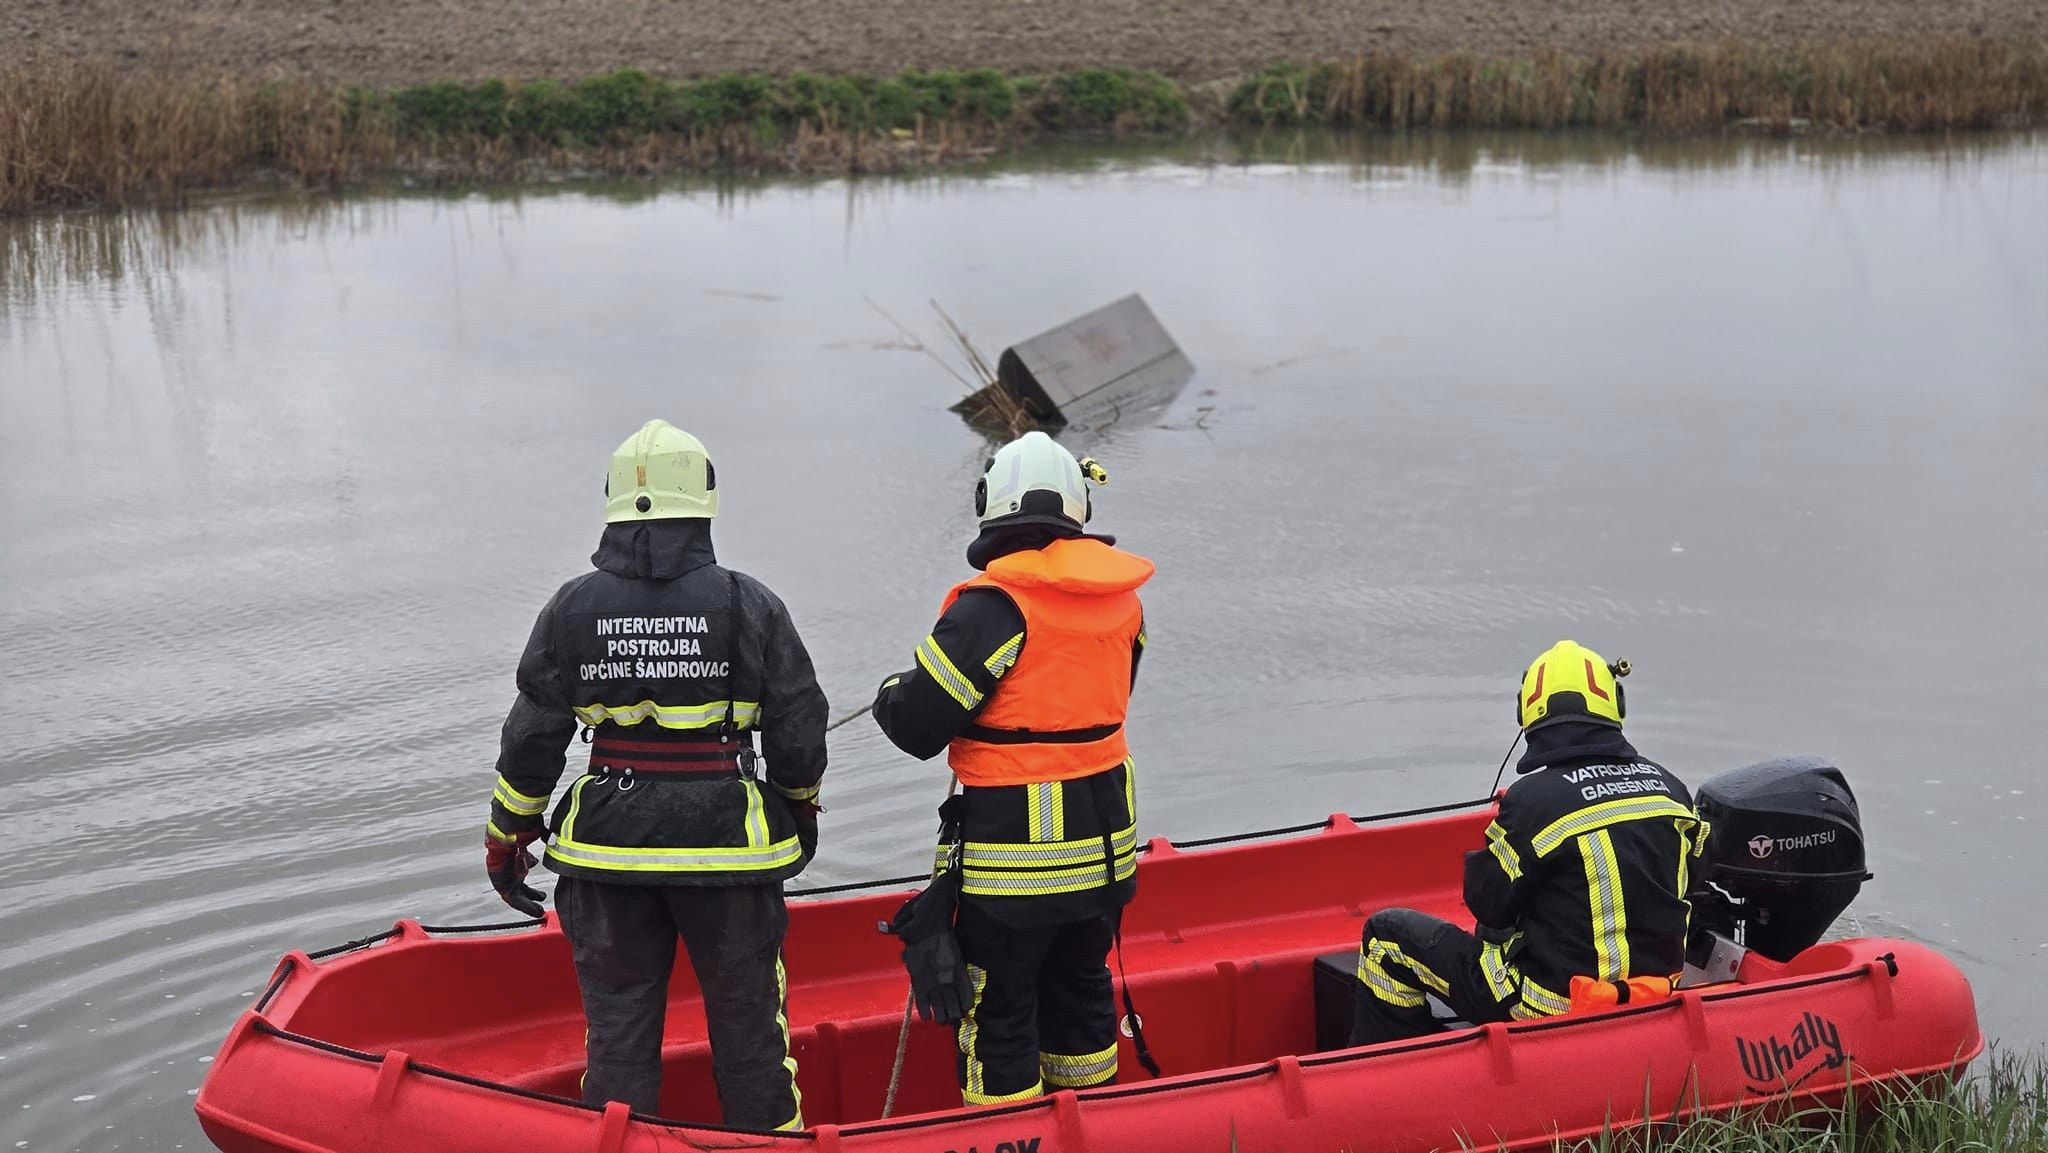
[884,868,970,1024]
[787,799,821,858]
[486,832,547,918]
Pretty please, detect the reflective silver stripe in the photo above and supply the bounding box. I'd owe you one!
[1479,941,1518,1001]
[1530,795,1696,857]
[1520,975,1571,1016]
[985,633,1024,678]
[1366,938,1451,997]
[1355,949,1426,1008]
[1485,820,1523,881]
[962,829,1136,868]
[1041,1044,1118,1087]
[1026,782,1063,842]
[546,835,802,873]
[493,776,549,817]
[571,700,762,729]
[959,856,1137,895]
[916,635,981,710]
[1581,829,1629,981]
[743,780,770,848]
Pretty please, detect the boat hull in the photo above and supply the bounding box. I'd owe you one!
[195,802,1983,1153]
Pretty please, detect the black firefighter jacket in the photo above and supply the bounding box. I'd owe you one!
[1463,723,1707,1000]
[487,519,828,886]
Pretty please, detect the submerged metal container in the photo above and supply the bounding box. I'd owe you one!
[954,294,1195,430]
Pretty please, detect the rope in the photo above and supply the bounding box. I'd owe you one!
[1487,732,1525,796]
[882,774,959,1119]
[826,705,872,733]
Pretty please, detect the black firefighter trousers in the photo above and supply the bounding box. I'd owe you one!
[953,900,1120,1105]
[1350,908,1529,1047]
[554,877,800,1129]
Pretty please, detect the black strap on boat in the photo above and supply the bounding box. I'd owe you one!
[1090,768,1161,1078]
[1113,908,1161,1078]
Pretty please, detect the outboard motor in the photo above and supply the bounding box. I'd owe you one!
[1687,757,1869,975]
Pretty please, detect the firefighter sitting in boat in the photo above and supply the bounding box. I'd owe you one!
[481,419,827,1129]
[1351,640,1707,1044]
[872,431,1152,1105]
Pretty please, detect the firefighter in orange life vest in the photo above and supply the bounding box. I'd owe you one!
[1351,641,1707,1044]
[872,431,1152,1105]
[482,420,826,1128]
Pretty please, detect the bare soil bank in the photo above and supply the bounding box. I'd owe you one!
[9,0,2046,86]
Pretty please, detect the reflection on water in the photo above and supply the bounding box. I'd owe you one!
[1,132,2043,1151]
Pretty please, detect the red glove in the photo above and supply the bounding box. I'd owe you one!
[485,828,546,918]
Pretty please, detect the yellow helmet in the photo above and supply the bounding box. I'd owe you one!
[1517,640,1627,730]
[604,419,717,523]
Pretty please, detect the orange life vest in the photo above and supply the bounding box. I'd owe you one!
[941,537,1154,787]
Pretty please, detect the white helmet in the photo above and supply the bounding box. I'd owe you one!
[605,419,717,523]
[974,431,1104,530]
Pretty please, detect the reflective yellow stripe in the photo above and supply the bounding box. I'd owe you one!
[1041,1042,1118,1088]
[493,776,549,817]
[960,965,991,1097]
[1365,937,1451,997]
[562,776,591,841]
[1123,757,1137,828]
[1479,940,1519,1001]
[743,781,770,848]
[1025,782,1065,843]
[1693,816,1713,858]
[985,633,1024,678]
[1520,974,1571,1016]
[485,820,518,845]
[917,635,982,710]
[961,827,1137,869]
[1485,820,1523,882]
[775,955,802,1129]
[545,832,803,874]
[1136,627,1147,649]
[773,782,821,803]
[570,700,762,729]
[959,852,1138,897]
[1581,829,1629,981]
[1355,946,1426,1008]
[964,1080,1045,1106]
[1530,795,1697,857]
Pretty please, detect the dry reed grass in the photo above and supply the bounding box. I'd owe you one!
[3,41,2041,215]
[1229,39,2048,133]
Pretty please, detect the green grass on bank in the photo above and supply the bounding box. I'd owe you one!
[1554,1053,2047,1153]
[369,66,1187,146]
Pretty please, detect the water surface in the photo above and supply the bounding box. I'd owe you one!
[3,133,2044,1151]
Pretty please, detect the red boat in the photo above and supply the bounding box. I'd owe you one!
[195,775,1982,1153]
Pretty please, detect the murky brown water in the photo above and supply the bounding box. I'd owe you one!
[2,133,2044,1151]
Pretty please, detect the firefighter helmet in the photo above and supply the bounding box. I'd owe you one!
[1517,640,1628,730]
[604,419,717,523]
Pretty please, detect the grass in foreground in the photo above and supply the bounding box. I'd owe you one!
[1548,1052,2048,1153]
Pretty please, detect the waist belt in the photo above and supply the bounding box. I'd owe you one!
[958,722,1122,745]
[589,732,753,777]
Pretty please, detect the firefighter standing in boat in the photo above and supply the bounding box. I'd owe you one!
[482,419,827,1129]
[873,431,1152,1105]
[1351,640,1706,1044]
